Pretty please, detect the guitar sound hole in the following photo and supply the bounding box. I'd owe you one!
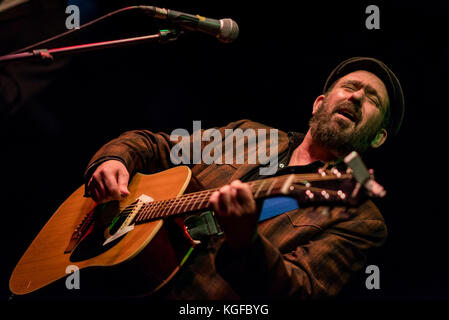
[69,201,125,262]
[69,228,121,262]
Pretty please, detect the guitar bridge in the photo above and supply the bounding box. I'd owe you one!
[64,206,96,254]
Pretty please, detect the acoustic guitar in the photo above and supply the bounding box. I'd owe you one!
[9,151,384,298]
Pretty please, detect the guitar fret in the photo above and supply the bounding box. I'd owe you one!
[186,194,197,212]
[136,205,146,222]
[151,201,162,219]
[148,202,157,219]
[178,196,188,213]
[170,198,181,216]
[196,192,208,211]
[173,198,184,215]
[150,200,163,219]
[177,195,190,214]
[254,180,266,198]
[167,198,177,215]
[192,192,203,211]
[266,177,278,196]
[138,203,151,222]
[148,202,158,219]
[160,199,173,218]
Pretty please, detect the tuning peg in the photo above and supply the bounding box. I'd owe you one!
[331,168,342,177]
[337,190,346,200]
[305,190,314,200]
[320,190,330,199]
[364,180,387,198]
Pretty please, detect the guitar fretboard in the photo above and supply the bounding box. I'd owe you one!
[133,174,295,224]
[131,171,352,224]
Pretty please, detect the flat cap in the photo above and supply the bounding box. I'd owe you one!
[323,57,404,136]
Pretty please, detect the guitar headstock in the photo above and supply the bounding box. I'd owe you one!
[284,151,386,207]
[344,151,386,198]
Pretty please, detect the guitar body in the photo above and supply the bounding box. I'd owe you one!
[9,166,197,298]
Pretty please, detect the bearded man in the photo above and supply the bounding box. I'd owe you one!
[85,57,404,299]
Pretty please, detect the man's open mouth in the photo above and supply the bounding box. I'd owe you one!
[335,107,358,123]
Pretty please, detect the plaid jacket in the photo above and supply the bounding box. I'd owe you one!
[85,119,388,299]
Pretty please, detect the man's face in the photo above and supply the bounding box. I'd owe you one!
[309,70,389,155]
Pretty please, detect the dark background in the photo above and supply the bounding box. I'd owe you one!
[1,0,448,303]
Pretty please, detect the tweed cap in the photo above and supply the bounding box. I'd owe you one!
[323,57,404,136]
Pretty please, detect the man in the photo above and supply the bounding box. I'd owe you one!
[85,57,404,299]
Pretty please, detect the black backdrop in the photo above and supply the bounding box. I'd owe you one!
[1,0,448,305]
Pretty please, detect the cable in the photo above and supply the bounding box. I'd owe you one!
[9,5,140,54]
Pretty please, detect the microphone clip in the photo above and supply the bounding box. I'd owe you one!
[158,29,184,44]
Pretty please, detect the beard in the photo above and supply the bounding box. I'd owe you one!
[309,98,381,156]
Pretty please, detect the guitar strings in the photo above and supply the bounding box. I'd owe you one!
[101,172,348,222]
[112,176,289,221]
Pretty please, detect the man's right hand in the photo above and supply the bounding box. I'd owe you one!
[87,160,130,203]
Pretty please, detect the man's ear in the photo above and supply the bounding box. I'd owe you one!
[371,128,388,148]
[312,95,325,115]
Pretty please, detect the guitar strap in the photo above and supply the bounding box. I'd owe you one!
[184,211,223,240]
[185,196,299,241]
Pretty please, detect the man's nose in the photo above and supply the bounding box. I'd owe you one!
[348,89,363,107]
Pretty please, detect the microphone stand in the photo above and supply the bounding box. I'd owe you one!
[0,29,182,65]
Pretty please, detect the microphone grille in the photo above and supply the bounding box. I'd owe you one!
[218,19,239,43]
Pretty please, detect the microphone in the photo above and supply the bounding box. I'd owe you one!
[139,6,239,43]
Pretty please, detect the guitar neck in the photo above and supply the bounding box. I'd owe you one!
[132,170,355,225]
[133,174,295,224]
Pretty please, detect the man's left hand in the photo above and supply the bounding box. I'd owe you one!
[208,180,259,249]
